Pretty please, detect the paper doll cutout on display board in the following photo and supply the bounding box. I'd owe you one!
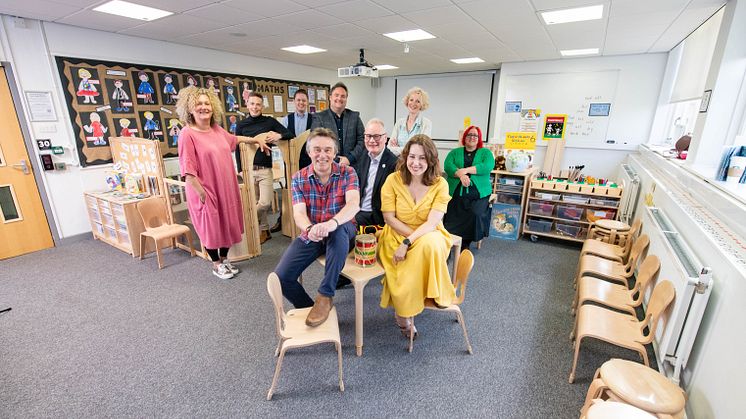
[106,78,133,113]
[134,70,156,104]
[226,115,238,135]
[224,85,239,112]
[139,111,163,141]
[205,77,220,96]
[160,73,180,105]
[184,74,200,88]
[115,118,138,137]
[166,118,182,147]
[73,67,100,105]
[82,112,109,146]
[241,81,255,108]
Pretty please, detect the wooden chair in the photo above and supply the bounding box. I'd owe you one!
[572,255,661,316]
[266,273,344,400]
[569,280,675,383]
[409,249,476,354]
[580,218,642,263]
[574,234,650,290]
[589,219,632,246]
[582,400,658,419]
[580,359,686,419]
[136,197,195,269]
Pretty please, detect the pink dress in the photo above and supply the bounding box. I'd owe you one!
[178,125,244,249]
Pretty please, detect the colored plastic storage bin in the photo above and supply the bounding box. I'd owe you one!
[586,208,616,222]
[529,202,554,216]
[535,192,561,201]
[589,198,619,207]
[527,219,553,233]
[556,223,583,238]
[557,205,583,221]
[497,192,522,205]
[563,194,589,204]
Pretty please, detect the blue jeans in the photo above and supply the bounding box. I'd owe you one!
[274,222,356,308]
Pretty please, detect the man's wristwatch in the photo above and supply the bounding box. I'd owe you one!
[306,224,313,233]
[402,238,411,247]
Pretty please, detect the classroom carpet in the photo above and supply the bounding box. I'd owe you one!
[0,235,655,417]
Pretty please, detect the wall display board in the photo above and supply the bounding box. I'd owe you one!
[498,70,618,148]
[56,56,329,167]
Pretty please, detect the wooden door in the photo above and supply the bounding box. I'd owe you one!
[0,66,54,259]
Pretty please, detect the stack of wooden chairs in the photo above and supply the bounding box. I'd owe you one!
[569,217,678,393]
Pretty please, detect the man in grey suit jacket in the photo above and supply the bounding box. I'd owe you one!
[354,118,398,227]
[311,82,365,166]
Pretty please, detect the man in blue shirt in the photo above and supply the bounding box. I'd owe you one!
[281,89,313,169]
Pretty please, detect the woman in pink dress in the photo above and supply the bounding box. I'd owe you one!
[176,86,268,279]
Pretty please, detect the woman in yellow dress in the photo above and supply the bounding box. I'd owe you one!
[378,134,456,339]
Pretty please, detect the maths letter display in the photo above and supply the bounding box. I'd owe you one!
[56,56,329,167]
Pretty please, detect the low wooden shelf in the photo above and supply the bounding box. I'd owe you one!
[85,191,153,257]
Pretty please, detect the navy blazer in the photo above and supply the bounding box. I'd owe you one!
[354,148,398,226]
[311,108,365,165]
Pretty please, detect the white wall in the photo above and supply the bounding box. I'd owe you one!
[494,54,667,179]
[0,17,351,239]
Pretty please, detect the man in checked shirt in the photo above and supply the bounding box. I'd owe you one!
[273,127,360,327]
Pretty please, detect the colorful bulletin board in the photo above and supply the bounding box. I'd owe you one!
[542,114,567,141]
[55,56,330,167]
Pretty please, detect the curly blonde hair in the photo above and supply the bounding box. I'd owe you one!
[175,86,224,127]
[402,86,430,111]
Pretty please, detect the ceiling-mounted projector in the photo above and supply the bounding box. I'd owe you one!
[338,48,379,78]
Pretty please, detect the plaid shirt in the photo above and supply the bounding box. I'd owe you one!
[292,162,359,240]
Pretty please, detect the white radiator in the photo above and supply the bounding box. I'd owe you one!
[617,163,641,224]
[644,207,713,384]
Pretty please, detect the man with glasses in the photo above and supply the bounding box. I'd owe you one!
[354,118,397,227]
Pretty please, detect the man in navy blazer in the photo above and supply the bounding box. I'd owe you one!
[353,118,398,227]
[311,82,365,166]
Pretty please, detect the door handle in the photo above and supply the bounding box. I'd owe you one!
[11,159,30,175]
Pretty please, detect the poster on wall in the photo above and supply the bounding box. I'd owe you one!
[56,56,329,166]
[542,114,567,141]
[519,108,540,133]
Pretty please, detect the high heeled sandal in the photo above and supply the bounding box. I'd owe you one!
[395,314,418,340]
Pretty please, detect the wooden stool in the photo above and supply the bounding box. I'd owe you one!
[590,219,631,246]
[581,359,686,419]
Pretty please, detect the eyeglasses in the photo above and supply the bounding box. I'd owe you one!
[364,134,385,141]
[464,134,479,139]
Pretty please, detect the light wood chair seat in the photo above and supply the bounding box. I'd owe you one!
[585,400,657,419]
[137,197,195,269]
[572,255,661,316]
[601,359,686,415]
[410,249,475,354]
[266,273,344,400]
[590,219,632,246]
[569,280,675,383]
[575,235,650,289]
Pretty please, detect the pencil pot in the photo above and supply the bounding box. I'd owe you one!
[354,234,377,267]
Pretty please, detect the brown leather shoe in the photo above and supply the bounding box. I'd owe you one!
[305,295,333,327]
[259,230,271,244]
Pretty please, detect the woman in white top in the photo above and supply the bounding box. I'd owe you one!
[389,87,432,154]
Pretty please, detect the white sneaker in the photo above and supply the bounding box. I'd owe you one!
[222,261,239,274]
[212,264,234,279]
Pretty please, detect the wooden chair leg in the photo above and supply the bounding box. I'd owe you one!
[185,231,195,257]
[581,377,609,416]
[569,337,583,383]
[139,234,146,260]
[336,341,344,392]
[155,241,164,269]
[408,317,415,353]
[456,311,473,354]
[267,347,286,400]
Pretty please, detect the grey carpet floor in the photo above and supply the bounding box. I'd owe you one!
[0,235,653,418]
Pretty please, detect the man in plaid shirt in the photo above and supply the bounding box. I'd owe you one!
[273,127,360,327]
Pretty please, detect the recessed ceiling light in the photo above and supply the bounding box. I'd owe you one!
[281,45,327,54]
[93,0,173,21]
[560,48,600,56]
[375,65,398,70]
[541,4,603,25]
[450,57,485,64]
[383,29,436,42]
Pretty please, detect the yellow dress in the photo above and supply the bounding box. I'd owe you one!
[379,173,456,317]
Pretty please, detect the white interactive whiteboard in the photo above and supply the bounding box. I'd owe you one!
[394,71,496,141]
[498,70,619,148]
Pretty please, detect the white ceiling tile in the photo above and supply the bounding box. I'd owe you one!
[0,0,79,21]
[544,19,607,50]
[459,0,540,27]
[140,0,220,14]
[184,4,265,25]
[471,47,522,63]
[224,0,308,17]
[353,14,418,34]
[531,0,604,11]
[56,9,146,32]
[407,38,469,57]
[608,0,688,17]
[311,23,377,39]
[47,0,104,6]
[318,0,393,21]
[650,3,723,51]
[293,0,347,7]
[402,5,473,28]
[272,9,343,30]
[118,14,228,40]
[371,0,453,13]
